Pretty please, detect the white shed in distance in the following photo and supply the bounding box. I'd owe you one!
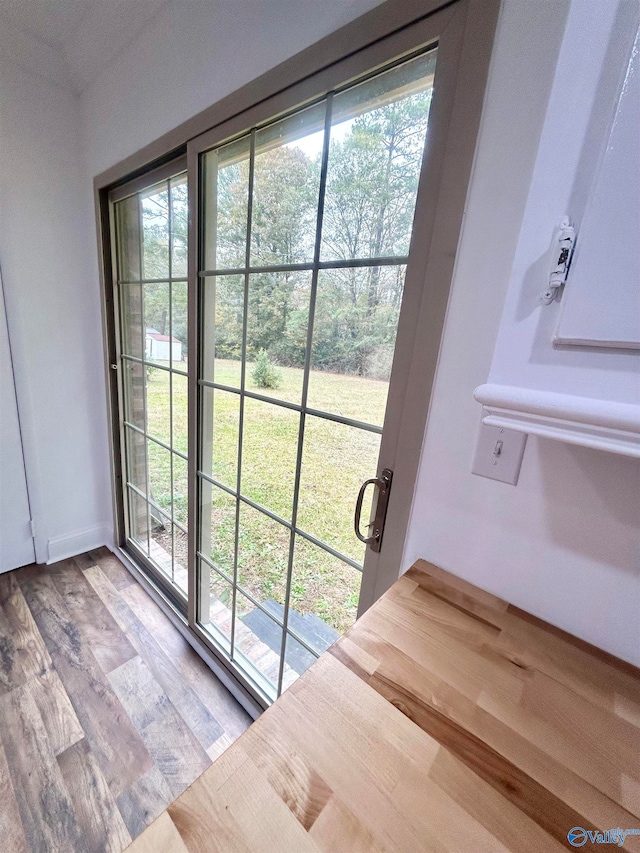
[146,329,182,362]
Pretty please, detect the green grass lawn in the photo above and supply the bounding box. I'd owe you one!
[144,359,389,635]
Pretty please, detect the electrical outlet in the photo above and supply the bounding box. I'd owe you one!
[472,422,527,485]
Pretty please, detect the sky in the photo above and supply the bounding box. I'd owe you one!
[286,118,355,159]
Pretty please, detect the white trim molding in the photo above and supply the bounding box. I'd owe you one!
[474,384,640,458]
[46,524,110,564]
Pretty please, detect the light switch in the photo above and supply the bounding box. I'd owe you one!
[472,422,527,485]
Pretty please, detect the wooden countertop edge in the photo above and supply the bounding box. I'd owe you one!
[410,559,640,679]
[125,558,640,852]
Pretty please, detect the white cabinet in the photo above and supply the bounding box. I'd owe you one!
[554,27,640,350]
[475,3,640,459]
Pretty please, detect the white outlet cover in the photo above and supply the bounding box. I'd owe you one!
[472,422,527,485]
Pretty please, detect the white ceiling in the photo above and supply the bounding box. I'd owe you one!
[0,0,101,47]
[0,0,171,92]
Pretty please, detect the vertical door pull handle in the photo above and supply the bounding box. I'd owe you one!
[353,468,393,553]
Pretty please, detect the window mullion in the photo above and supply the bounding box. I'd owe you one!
[231,129,256,661]
[137,194,151,557]
[275,93,334,696]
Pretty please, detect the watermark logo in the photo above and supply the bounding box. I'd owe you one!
[567,827,640,847]
[568,828,588,847]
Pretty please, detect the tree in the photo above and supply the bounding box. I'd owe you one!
[139,180,189,348]
[136,88,432,378]
[251,145,318,266]
[314,91,431,376]
[214,145,318,364]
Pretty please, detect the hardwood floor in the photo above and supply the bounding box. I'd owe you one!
[0,548,251,852]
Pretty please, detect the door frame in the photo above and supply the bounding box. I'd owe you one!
[107,155,190,613]
[185,0,501,621]
[95,0,500,708]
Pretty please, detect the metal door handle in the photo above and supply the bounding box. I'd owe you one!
[354,468,393,553]
[354,478,382,545]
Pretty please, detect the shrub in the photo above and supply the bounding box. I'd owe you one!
[252,349,281,389]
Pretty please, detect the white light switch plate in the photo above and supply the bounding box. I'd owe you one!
[472,422,527,485]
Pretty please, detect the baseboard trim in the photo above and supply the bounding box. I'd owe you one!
[46,524,110,564]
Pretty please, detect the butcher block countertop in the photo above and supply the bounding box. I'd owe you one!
[127,560,640,852]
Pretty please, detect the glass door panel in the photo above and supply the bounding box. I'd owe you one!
[196,47,437,702]
[307,265,407,424]
[297,417,382,562]
[113,167,190,605]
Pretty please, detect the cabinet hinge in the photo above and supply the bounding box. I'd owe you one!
[541,216,576,305]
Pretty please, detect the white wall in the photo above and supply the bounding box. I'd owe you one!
[404,0,640,666]
[0,0,384,567]
[0,270,35,571]
[0,53,112,563]
[80,0,383,177]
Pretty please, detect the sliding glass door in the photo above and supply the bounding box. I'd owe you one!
[110,51,437,703]
[105,0,494,708]
[112,165,190,609]
[192,49,436,700]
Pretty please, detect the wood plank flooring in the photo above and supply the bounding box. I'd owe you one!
[128,559,640,853]
[0,548,251,852]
